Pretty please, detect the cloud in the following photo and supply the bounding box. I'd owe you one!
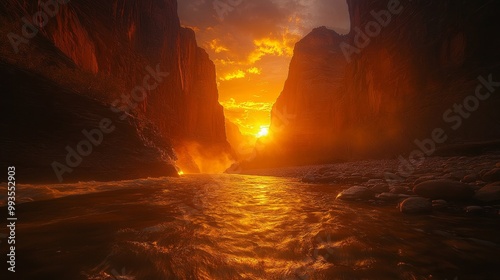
[209,39,229,53]
[177,0,350,133]
[248,31,298,63]
[221,98,273,135]
[247,67,261,74]
[221,98,273,112]
[220,70,246,81]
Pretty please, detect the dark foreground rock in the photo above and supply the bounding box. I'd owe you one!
[475,182,500,203]
[336,186,373,201]
[1,63,178,183]
[482,169,500,182]
[413,180,474,200]
[399,197,432,214]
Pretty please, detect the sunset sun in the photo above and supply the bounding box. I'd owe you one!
[3,0,499,279]
[256,125,270,138]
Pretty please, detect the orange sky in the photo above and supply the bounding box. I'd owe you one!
[178,0,350,137]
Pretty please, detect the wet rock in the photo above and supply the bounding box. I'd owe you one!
[482,168,500,182]
[399,197,432,214]
[365,173,384,179]
[432,199,448,210]
[413,175,437,185]
[479,169,490,178]
[461,174,478,183]
[367,179,385,185]
[376,192,410,201]
[346,176,367,184]
[317,167,330,174]
[465,206,484,214]
[302,173,318,183]
[466,238,498,247]
[390,186,410,194]
[316,176,338,183]
[413,180,474,200]
[336,186,374,200]
[474,182,500,203]
[446,171,467,180]
[415,168,433,175]
[370,184,390,193]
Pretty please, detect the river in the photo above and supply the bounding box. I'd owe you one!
[2,174,499,279]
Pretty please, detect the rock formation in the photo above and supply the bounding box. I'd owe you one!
[0,0,230,181]
[264,0,500,166]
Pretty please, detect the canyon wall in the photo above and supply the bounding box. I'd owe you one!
[263,0,500,166]
[0,0,230,181]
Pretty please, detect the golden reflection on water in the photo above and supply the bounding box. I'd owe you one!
[10,174,500,280]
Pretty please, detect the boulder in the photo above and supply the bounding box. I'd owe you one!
[336,186,373,200]
[376,193,410,201]
[474,182,500,203]
[481,168,500,182]
[432,199,448,210]
[399,197,432,214]
[413,180,474,200]
[465,206,484,214]
[390,186,411,194]
[370,184,390,193]
[461,174,478,183]
[413,175,437,185]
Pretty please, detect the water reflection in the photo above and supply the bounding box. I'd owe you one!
[6,174,500,279]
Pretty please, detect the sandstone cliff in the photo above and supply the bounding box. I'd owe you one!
[0,0,230,181]
[266,0,500,166]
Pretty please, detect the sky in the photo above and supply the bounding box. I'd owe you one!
[178,0,350,137]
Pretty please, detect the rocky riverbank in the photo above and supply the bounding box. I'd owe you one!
[244,153,500,216]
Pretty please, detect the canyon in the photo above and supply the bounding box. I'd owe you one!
[0,0,231,181]
[246,0,500,168]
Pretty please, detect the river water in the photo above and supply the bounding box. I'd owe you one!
[2,174,499,279]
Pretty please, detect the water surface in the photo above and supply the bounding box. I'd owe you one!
[2,174,499,279]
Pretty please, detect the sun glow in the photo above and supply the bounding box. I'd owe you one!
[256,125,269,138]
[178,170,184,176]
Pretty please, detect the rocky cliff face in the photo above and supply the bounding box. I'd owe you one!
[267,0,500,165]
[0,0,230,180]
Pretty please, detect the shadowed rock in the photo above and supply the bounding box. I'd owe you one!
[336,186,374,200]
[400,197,432,214]
[413,180,474,200]
[475,182,500,203]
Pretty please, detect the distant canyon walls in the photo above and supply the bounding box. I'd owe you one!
[0,0,231,180]
[263,0,500,166]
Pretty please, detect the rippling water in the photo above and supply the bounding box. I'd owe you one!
[2,175,499,279]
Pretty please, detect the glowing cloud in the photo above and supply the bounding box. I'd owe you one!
[222,98,273,135]
[221,98,273,112]
[247,67,261,74]
[177,0,351,135]
[220,70,246,81]
[248,31,298,63]
[209,39,229,53]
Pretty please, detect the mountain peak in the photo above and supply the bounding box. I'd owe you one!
[295,26,345,52]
